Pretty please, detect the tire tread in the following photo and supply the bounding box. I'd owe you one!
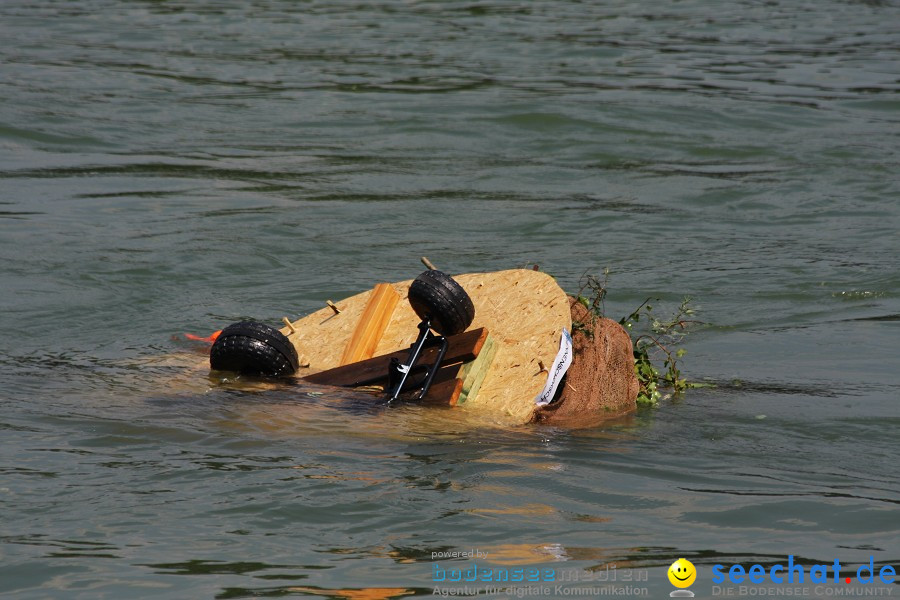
[408,270,475,335]
[210,320,299,377]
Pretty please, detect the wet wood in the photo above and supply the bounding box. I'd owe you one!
[303,327,487,388]
[457,334,497,404]
[339,283,399,366]
[420,377,464,406]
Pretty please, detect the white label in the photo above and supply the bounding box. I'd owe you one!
[534,328,573,406]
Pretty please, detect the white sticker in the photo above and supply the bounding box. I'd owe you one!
[534,328,573,406]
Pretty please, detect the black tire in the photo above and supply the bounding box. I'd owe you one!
[407,270,475,336]
[210,321,299,377]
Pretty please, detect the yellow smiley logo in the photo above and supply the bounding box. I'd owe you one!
[668,558,697,588]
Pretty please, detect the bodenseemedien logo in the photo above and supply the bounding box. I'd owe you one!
[668,558,696,598]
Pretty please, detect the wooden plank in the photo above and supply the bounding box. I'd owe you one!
[339,283,400,366]
[457,334,497,404]
[420,377,464,406]
[391,339,493,406]
[302,327,489,388]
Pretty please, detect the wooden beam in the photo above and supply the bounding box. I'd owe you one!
[457,334,497,404]
[420,377,464,406]
[338,283,400,366]
[415,335,496,406]
[303,327,489,388]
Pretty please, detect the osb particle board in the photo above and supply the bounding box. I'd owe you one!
[281,269,571,424]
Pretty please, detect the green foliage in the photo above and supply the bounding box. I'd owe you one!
[620,295,697,406]
[574,272,699,407]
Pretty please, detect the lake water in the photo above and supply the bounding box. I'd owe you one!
[1,1,898,598]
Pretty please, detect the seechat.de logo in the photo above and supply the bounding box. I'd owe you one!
[711,556,896,585]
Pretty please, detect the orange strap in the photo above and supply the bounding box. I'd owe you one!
[184,330,222,344]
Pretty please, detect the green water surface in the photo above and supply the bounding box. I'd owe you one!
[1,1,898,598]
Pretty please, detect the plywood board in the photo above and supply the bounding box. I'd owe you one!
[281,269,570,424]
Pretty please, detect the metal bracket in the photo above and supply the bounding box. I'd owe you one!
[386,318,449,403]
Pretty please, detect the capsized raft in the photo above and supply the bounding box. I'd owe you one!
[199,267,638,427]
[277,269,571,424]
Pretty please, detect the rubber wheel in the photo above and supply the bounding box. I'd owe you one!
[407,270,475,336]
[209,321,299,377]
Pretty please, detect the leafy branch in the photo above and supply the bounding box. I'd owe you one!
[620,296,698,406]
